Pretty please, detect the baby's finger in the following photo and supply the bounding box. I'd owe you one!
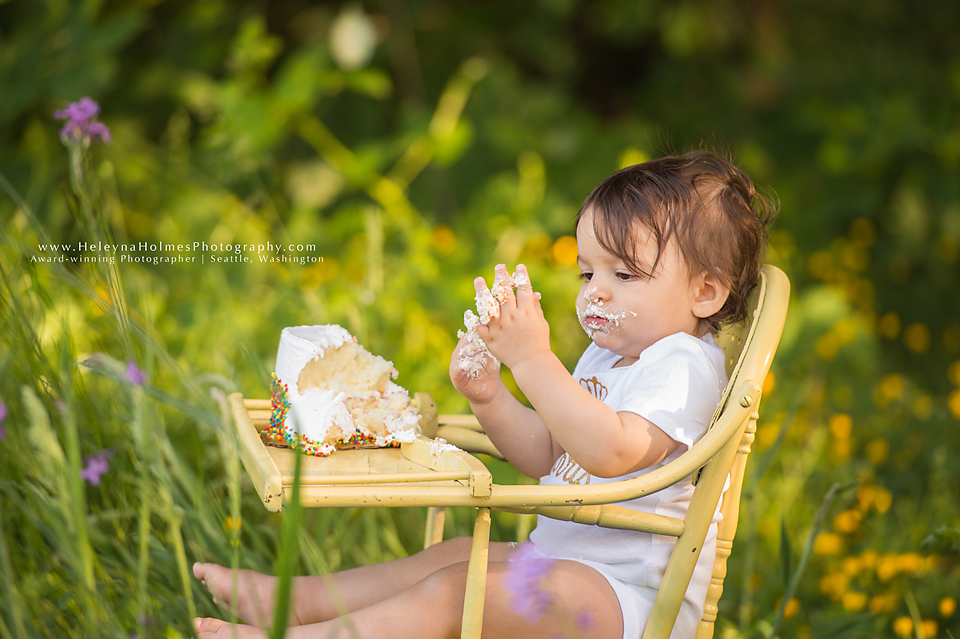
[514,264,536,306]
[491,264,517,308]
[474,276,500,324]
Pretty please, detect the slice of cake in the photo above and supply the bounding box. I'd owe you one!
[265,325,420,456]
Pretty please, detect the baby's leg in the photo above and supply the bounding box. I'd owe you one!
[195,554,624,639]
[194,536,483,626]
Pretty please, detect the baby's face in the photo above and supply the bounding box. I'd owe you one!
[575,210,703,366]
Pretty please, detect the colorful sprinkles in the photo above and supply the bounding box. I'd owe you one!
[264,373,290,442]
[263,372,401,458]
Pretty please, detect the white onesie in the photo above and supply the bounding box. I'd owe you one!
[528,332,728,639]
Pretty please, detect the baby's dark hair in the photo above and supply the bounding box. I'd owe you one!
[576,151,778,333]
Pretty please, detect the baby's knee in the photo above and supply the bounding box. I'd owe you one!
[421,535,473,564]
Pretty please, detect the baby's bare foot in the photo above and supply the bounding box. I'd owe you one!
[193,562,301,627]
[193,616,268,638]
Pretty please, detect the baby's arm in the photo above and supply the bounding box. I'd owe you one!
[476,265,680,478]
[450,315,561,478]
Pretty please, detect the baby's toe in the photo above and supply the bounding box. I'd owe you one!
[194,616,227,633]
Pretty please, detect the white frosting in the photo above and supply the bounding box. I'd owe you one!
[275,325,354,396]
[576,287,637,339]
[457,268,531,378]
[429,437,460,457]
[287,388,352,441]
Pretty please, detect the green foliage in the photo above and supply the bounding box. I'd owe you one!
[1,1,960,637]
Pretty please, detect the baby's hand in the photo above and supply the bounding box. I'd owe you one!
[449,332,502,405]
[475,264,551,369]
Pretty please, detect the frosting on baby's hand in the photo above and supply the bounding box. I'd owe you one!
[457,267,529,377]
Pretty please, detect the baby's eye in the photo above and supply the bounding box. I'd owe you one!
[578,272,593,281]
[616,272,635,281]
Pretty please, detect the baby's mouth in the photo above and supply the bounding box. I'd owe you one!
[577,302,635,336]
[583,314,611,327]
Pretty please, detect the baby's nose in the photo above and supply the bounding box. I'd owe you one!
[583,284,610,302]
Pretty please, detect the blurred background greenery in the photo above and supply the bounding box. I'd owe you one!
[1,1,959,638]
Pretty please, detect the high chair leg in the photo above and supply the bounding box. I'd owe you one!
[461,507,491,639]
[424,506,446,549]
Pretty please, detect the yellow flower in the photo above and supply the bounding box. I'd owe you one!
[550,235,578,267]
[224,516,242,547]
[762,371,776,395]
[818,572,849,600]
[865,439,890,465]
[841,591,867,612]
[831,438,855,462]
[912,395,933,421]
[870,592,901,614]
[873,374,905,408]
[874,487,893,513]
[816,333,840,360]
[949,388,960,420]
[877,554,899,582]
[814,532,845,556]
[808,251,834,280]
[920,619,938,638]
[828,413,853,439]
[430,225,457,256]
[776,597,801,619]
[840,556,862,576]
[878,312,901,339]
[948,361,960,386]
[833,509,861,534]
[903,322,931,353]
[892,616,913,637]
[857,483,876,509]
[859,550,878,569]
[940,596,956,618]
[895,553,923,575]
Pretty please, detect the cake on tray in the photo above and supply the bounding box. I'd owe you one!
[263,325,420,456]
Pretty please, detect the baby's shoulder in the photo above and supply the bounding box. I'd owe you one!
[638,333,726,380]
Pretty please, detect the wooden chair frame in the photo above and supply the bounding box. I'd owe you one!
[231,264,790,639]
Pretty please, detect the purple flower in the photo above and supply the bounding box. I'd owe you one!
[504,542,556,623]
[576,610,594,631]
[53,97,111,145]
[0,401,7,441]
[81,450,111,486]
[127,360,147,386]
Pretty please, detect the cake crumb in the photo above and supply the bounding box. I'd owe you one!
[429,437,460,457]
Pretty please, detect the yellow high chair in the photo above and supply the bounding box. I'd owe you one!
[231,264,790,639]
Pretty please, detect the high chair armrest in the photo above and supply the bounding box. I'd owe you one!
[468,378,762,508]
[435,424,505,460]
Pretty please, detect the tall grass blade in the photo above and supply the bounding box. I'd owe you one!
[778,516,792,591]
[58,332,96,597]
[161,479,198,623]
[271,449,303,639]
[767,482,840,638]
[0,511,27,639]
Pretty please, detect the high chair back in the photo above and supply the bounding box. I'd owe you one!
[690,263,790,638]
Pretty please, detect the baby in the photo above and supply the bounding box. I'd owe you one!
[192,151,775,639]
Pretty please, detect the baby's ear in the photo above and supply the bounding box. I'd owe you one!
[691,272,730,319]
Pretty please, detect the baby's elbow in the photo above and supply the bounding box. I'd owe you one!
[581,455,638,479]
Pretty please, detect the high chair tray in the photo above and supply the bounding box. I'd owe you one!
[230,392,493,512]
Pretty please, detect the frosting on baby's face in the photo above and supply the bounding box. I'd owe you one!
[575,286,636,339]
